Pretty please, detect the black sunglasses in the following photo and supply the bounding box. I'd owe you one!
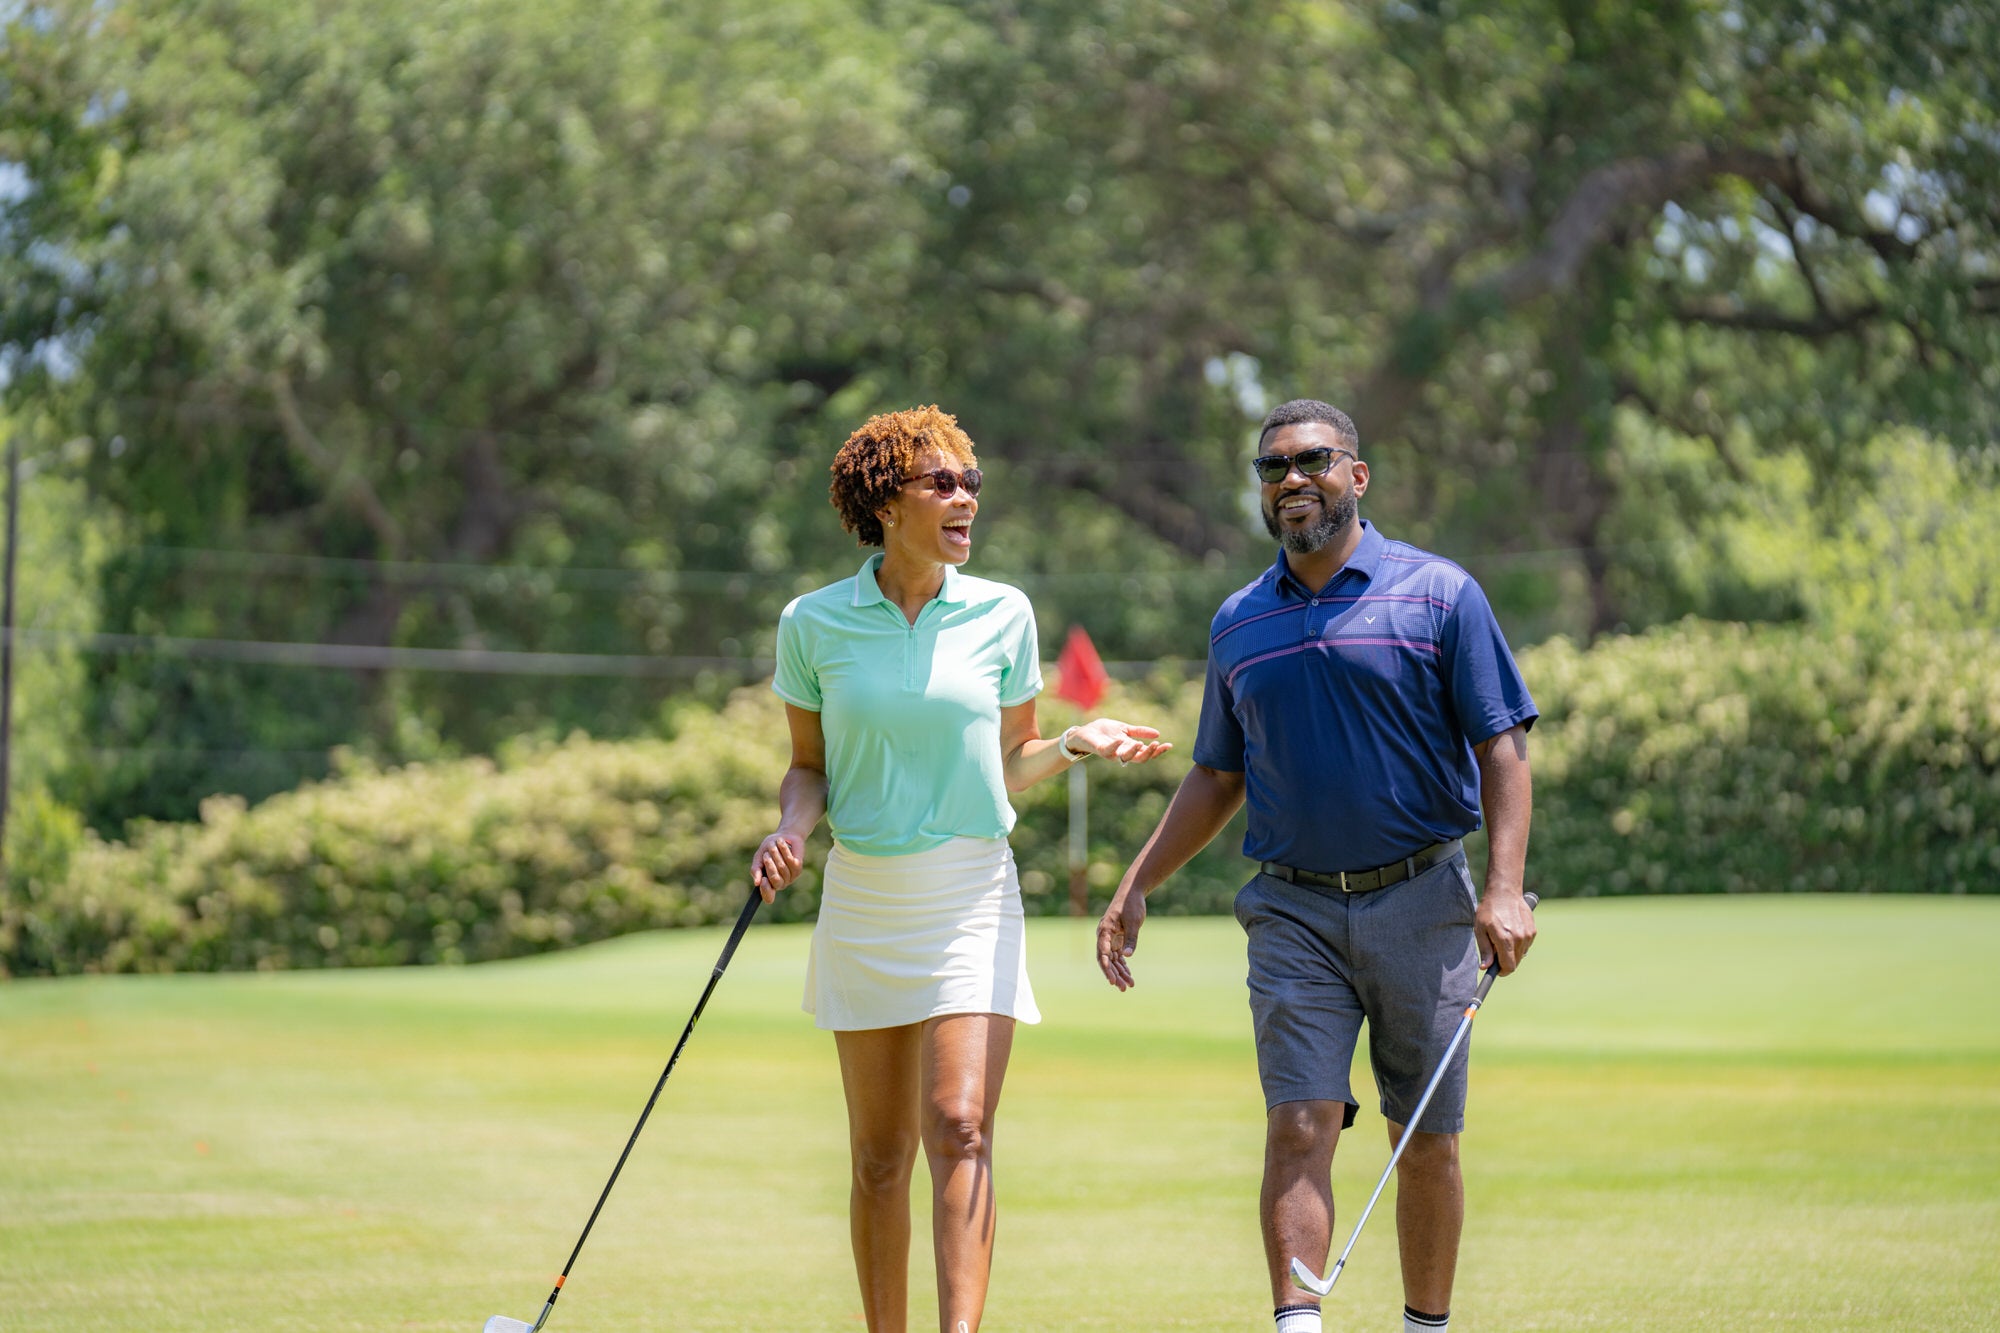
[1251,445,1353,484]
[904,466,983,497]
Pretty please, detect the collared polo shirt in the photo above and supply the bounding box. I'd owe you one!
[1192,521,1538,873]
[773,554,1043,856]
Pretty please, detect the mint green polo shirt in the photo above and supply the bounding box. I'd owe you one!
[772,554,1044,856]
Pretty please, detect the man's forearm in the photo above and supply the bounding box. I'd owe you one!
[1122,764,1247,897]
[1475,726,1531,895]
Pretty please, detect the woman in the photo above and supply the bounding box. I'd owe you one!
[750,405,1169,1333]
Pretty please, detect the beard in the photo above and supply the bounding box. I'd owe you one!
[1263,487,1357,555]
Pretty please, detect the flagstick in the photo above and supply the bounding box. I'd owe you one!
[1067,759,1088,916]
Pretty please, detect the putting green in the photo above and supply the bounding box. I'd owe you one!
[2,895,1995,1330]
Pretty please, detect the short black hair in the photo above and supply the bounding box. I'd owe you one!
[1258,398,1359,449]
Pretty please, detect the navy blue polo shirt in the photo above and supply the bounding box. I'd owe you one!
[1192,521,1538,873]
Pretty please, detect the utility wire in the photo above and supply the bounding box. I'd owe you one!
[1,628,769,678]
[110,538,1673,588]
[2,626,1177,680]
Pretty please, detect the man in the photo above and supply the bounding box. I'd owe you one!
[1096,398,1537,1333]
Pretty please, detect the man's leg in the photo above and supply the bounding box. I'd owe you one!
[1387,1120,1462,1317]
[1260,1099,1346,1309]
[1237,871,1364,1333]
[1353,853,1481,1330]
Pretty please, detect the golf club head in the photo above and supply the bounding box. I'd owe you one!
[1289,1255,1337,1298]
[483,1317,536,1333]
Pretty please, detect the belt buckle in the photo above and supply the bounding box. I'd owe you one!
[1337,870,1353,893]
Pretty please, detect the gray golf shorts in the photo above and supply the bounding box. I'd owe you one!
[1234,848,1481,1134]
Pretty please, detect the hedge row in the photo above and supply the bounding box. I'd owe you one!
[0,691,821,973]
[1524,622,2000,896]
[4,620,1995,974]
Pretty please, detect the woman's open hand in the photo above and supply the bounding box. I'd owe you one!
[1070,718,1173,766]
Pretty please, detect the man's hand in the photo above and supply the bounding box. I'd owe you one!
[1474,889,1536,976]
[1096,883,1148,991]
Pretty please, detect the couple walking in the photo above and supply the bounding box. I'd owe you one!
[751,400,1537,1333]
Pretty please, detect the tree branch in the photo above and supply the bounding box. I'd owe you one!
[267,371,404,558]
[973,270,1094,321]
[1671,295,1885,339]
[1768,192,1835,321]
[1350,143,1809,443]
[1613,375,1748,483]
[1021,447,1248,559]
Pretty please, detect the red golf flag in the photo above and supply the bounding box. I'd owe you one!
[1053,625,1109,712]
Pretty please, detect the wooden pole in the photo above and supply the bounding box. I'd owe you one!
[1067,759,1088,915]
[0,435,19,879]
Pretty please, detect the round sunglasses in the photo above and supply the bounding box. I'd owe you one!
[903,466,983,497]
[1251,445,1353,484]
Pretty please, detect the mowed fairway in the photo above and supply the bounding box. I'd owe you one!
[2,896,1996,1331]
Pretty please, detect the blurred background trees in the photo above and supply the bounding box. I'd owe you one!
[4,0,1998,847]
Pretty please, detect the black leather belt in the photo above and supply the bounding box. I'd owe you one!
[1261,839,1462,895]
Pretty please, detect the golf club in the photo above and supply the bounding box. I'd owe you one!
[1288,890,1539,1301]
[483,889,764,1333]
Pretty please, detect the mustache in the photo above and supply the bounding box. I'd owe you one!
[1262,488,1357,553]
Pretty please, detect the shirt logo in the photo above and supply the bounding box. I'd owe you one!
[1365,616,1377,624]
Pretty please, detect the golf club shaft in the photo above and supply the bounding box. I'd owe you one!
[532,890,765,1325]
[1304,890,1537,1298]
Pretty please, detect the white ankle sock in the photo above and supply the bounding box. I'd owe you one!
[1404,1306,1449,1331]
[1274,1305,1322,1333]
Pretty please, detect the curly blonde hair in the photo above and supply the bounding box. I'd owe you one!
[828,405,978,547]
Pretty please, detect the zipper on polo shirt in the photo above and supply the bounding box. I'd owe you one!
[903,601,937,692]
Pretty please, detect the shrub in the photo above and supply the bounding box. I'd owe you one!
[1523,620,2000,896]
[9,620,1995,975]
[2,690,823,974]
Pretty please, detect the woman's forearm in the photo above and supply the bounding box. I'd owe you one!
[1002,733,1080,792]
[776,763,829,839]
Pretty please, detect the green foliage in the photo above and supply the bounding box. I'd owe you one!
[13,617,1997,975]
[1528,621,2000,896]
[0,429,115,801]
[0,786,86,967]
[1609,427,2000,637]
[2,0,934,822]
[10,0,2000,837]
[2,690,823,975]
[0,421,112,929]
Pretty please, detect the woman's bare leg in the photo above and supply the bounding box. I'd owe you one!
[836,1025,924,1333]
[920,1013,1015,1333]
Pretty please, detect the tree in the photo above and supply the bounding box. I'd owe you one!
[2,0,931,822]
[8,0,2000,828]
[910,0,2000,636]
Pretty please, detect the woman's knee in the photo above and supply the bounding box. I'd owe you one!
[923,1098,992,1163]
[850,1131,918,1196]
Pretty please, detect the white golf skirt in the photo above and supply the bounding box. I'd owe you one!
[805,835,1042,1031]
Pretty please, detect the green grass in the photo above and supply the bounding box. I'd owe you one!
[3,896,1997,1331]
